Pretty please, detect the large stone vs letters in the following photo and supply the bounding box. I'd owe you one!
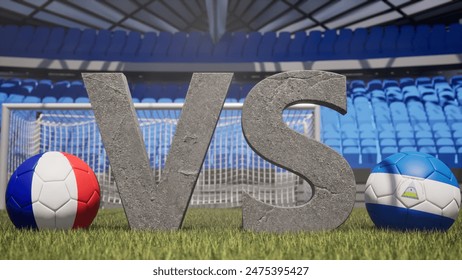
[82,70,356,232]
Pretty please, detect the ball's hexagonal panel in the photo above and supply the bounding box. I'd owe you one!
[443,200,460,220]
[424,181,454,209]
[86,191,101,210]
[39,181,71,211]
[55,199,78,229]
[31,172,44,203]
[32,201,56,229]
[411,200,442,216]
[7,171,35,207]
[369,173,401,198]
[34,152,72,181]
[454,188,461,208]
[14,153,43,176]
[63,152,89,172]
[64,170,78,200]
[364,185,378,204]
[395,154,434,179]
[428,157,453,179]
[396,178,426,208]
[377,195,405,208]
[74,169,99,203]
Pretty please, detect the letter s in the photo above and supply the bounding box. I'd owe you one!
[241,70,356,232]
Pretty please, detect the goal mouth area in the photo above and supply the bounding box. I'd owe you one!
[1,103,319,209]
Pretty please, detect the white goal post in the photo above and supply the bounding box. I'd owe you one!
[0,102,320,210]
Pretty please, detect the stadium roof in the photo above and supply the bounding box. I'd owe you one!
[1,0,462,41]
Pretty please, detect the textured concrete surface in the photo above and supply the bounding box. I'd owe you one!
[83,72,233,230]
[152,73,233,229]
[241,70,356,232]
[83,73,156,229]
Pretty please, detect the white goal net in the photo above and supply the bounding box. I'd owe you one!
[0,103,319,209]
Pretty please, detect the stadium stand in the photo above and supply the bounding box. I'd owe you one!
[1,23,462,62]
[0,74,461,169]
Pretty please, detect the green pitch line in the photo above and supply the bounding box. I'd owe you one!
[0,208,461,260]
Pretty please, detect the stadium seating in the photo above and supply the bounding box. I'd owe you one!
[1,23,461,62]
[0,74,461,169]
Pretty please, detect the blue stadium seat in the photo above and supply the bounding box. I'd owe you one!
[0,25,18,54]
[318,29,337,59]
[225,32,246,60]
[43,27,65,58]
[26,26,50,57]
[349,28,367,58]
[406,101,427,123]
[380,138,397,147]
[121,31,141,60]
[444,104,462,124]
[367,79,382,91]
[419,146,437,156]
[303,30,322,59]
[385,85,403,102]
[402,85,420,103]
[425,102,446,124]
[361,147,378,167]
[10,26,35,56]
[379,130,395,139]
[416,77,439,103]
[371,90,386,103]
[75,29,97,59]
[182,32,201,61]
[168,32,187,60]
[365,26,383,57]
[242,32,262,61]
[22,79,38,87]
[396,25,414,56]
[257,32,277,60]
[59,28,82,58]
[400,77,414,87]
[446,23,462,53]
[413,25,430,56]
[213,33,232,60]
[288,31,307,60]
[136,32,157,60]
[334,29,352,58]
[153,32,172,61]
[400,146,417,152]
[32,80,52,99]
[106,30,127,60]
[197,34,214,61]
[390,102,409,124]
[415,130,433,140]
[325,138,341,147]
[381,25,399,56]
[436,138,455,147]
[273,32,291,60]
[432,122,450,132]
[91,29,111,59]
[343,147,360,168]
[381,146,398,159]
[438,146,457,167]
[434,130,452,138]
[398,138,415,148]
[429,24,446,54]
[50,81,70,98]
[417,138,435,147]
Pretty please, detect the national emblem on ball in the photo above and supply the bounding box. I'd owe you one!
[365,151,461,231]
[5,152,101,230]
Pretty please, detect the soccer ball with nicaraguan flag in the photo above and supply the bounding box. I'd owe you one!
[6,152,100,229]
[365,151,460,231]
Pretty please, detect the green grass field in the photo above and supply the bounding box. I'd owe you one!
[0,208,461,260]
